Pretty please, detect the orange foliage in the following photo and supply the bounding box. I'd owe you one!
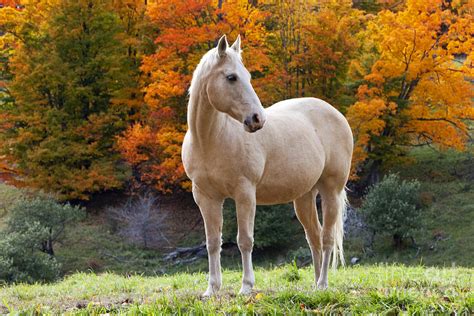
[347,0,474,178]
[117,123,190,193]
[1,0,473,197]
[257,0,364,105]
[0,0,142,199]
[118,0,269,193]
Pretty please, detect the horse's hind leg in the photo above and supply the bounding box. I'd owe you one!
[294,190,322,284]
[318,184,346,289]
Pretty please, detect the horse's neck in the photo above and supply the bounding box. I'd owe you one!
[187,89,226,147]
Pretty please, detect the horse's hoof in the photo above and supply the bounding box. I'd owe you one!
[201,287,217,299]
[238,286,253,295]
[317,281,328,290]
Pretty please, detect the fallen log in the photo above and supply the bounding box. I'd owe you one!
[163,242,207,262]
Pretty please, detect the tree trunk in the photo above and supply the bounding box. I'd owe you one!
[368,160,381,186]
[393,233,403,249]
[42,238,55,256]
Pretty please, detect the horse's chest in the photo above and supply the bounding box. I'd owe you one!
[184,148,242,188]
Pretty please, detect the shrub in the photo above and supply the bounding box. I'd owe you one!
[222,201,299,249]
[0,222,61,283]
[359,173,422,248]
[107,193,168,249]
[7,196,86,256]
[0,195,84,283]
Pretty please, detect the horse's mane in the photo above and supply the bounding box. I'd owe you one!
[188,47,242,99]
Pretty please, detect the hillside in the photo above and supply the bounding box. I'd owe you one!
[344,147,474,267]
[1,265,472,314]
[54,147,474,275]
[1,147,473,278]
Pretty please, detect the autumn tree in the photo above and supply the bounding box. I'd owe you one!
[0,1,22,182]
[346,0,473,182]
[0,0,145,199]
[261,0,364,106]
[108,0,154,121]
[118,0,270,193]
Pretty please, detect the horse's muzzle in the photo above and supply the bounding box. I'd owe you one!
[244,113,265,133]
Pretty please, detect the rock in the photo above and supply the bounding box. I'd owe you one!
[350,257,360,265]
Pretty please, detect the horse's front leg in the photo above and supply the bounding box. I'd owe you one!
[235,188,257,295]
[193,186,224,297]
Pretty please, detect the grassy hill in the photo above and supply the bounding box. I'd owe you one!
[1,264,472,314]
[48,147,473,277]
[1,147,473,276]
[0,147,472,314]
[344,147,474,267]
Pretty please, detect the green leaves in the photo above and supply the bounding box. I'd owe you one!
[0,222,61,284]
[7,195,86,240]
[0,194,85,283]
[1,0,141,200]
[360,174,422,244]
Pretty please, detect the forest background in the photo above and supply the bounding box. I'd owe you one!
[0,1,473,313]
[1,0,472,200]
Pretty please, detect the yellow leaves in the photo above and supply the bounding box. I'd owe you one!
[364,72,385,86]
[347,0,474,178]
[2,0,472,195]
[347,99,391,143]
[255,292,264,300]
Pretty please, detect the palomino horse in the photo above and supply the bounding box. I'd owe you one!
[182,35,353,296]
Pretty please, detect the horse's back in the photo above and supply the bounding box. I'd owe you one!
[267,98,348,130]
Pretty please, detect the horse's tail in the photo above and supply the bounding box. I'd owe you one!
[332,188,347,269]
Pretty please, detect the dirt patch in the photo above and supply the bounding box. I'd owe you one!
[157,192,204,250]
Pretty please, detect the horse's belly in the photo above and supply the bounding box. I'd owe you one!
[255,156,323,205]
[256,184,306,205]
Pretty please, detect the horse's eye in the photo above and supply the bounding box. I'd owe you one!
[226,74,237,82]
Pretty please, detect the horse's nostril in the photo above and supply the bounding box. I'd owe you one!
[252,113,260,124]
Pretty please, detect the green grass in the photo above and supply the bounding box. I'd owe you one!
[1,265,472,314]
[55,219,167,276]
[1,147,472,314]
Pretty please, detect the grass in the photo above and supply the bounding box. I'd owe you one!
[55,219,167,276]
[1,264,472,314]
[0,147,472,314]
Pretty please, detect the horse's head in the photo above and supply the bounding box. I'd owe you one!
[192,35,266,133]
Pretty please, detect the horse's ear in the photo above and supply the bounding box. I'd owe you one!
[217,35,228,58]
[230,34,241,53]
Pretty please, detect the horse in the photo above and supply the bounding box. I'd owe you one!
[182,35,353,297]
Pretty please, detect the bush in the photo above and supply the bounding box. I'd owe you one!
[222,201,299,249]
[107,193,168,249]
[7,196,86,256]
[0,195,85,283]
[0,222,61,283]
[359,173,422,248]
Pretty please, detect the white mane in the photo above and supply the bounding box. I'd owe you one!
[188,47,242,99]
